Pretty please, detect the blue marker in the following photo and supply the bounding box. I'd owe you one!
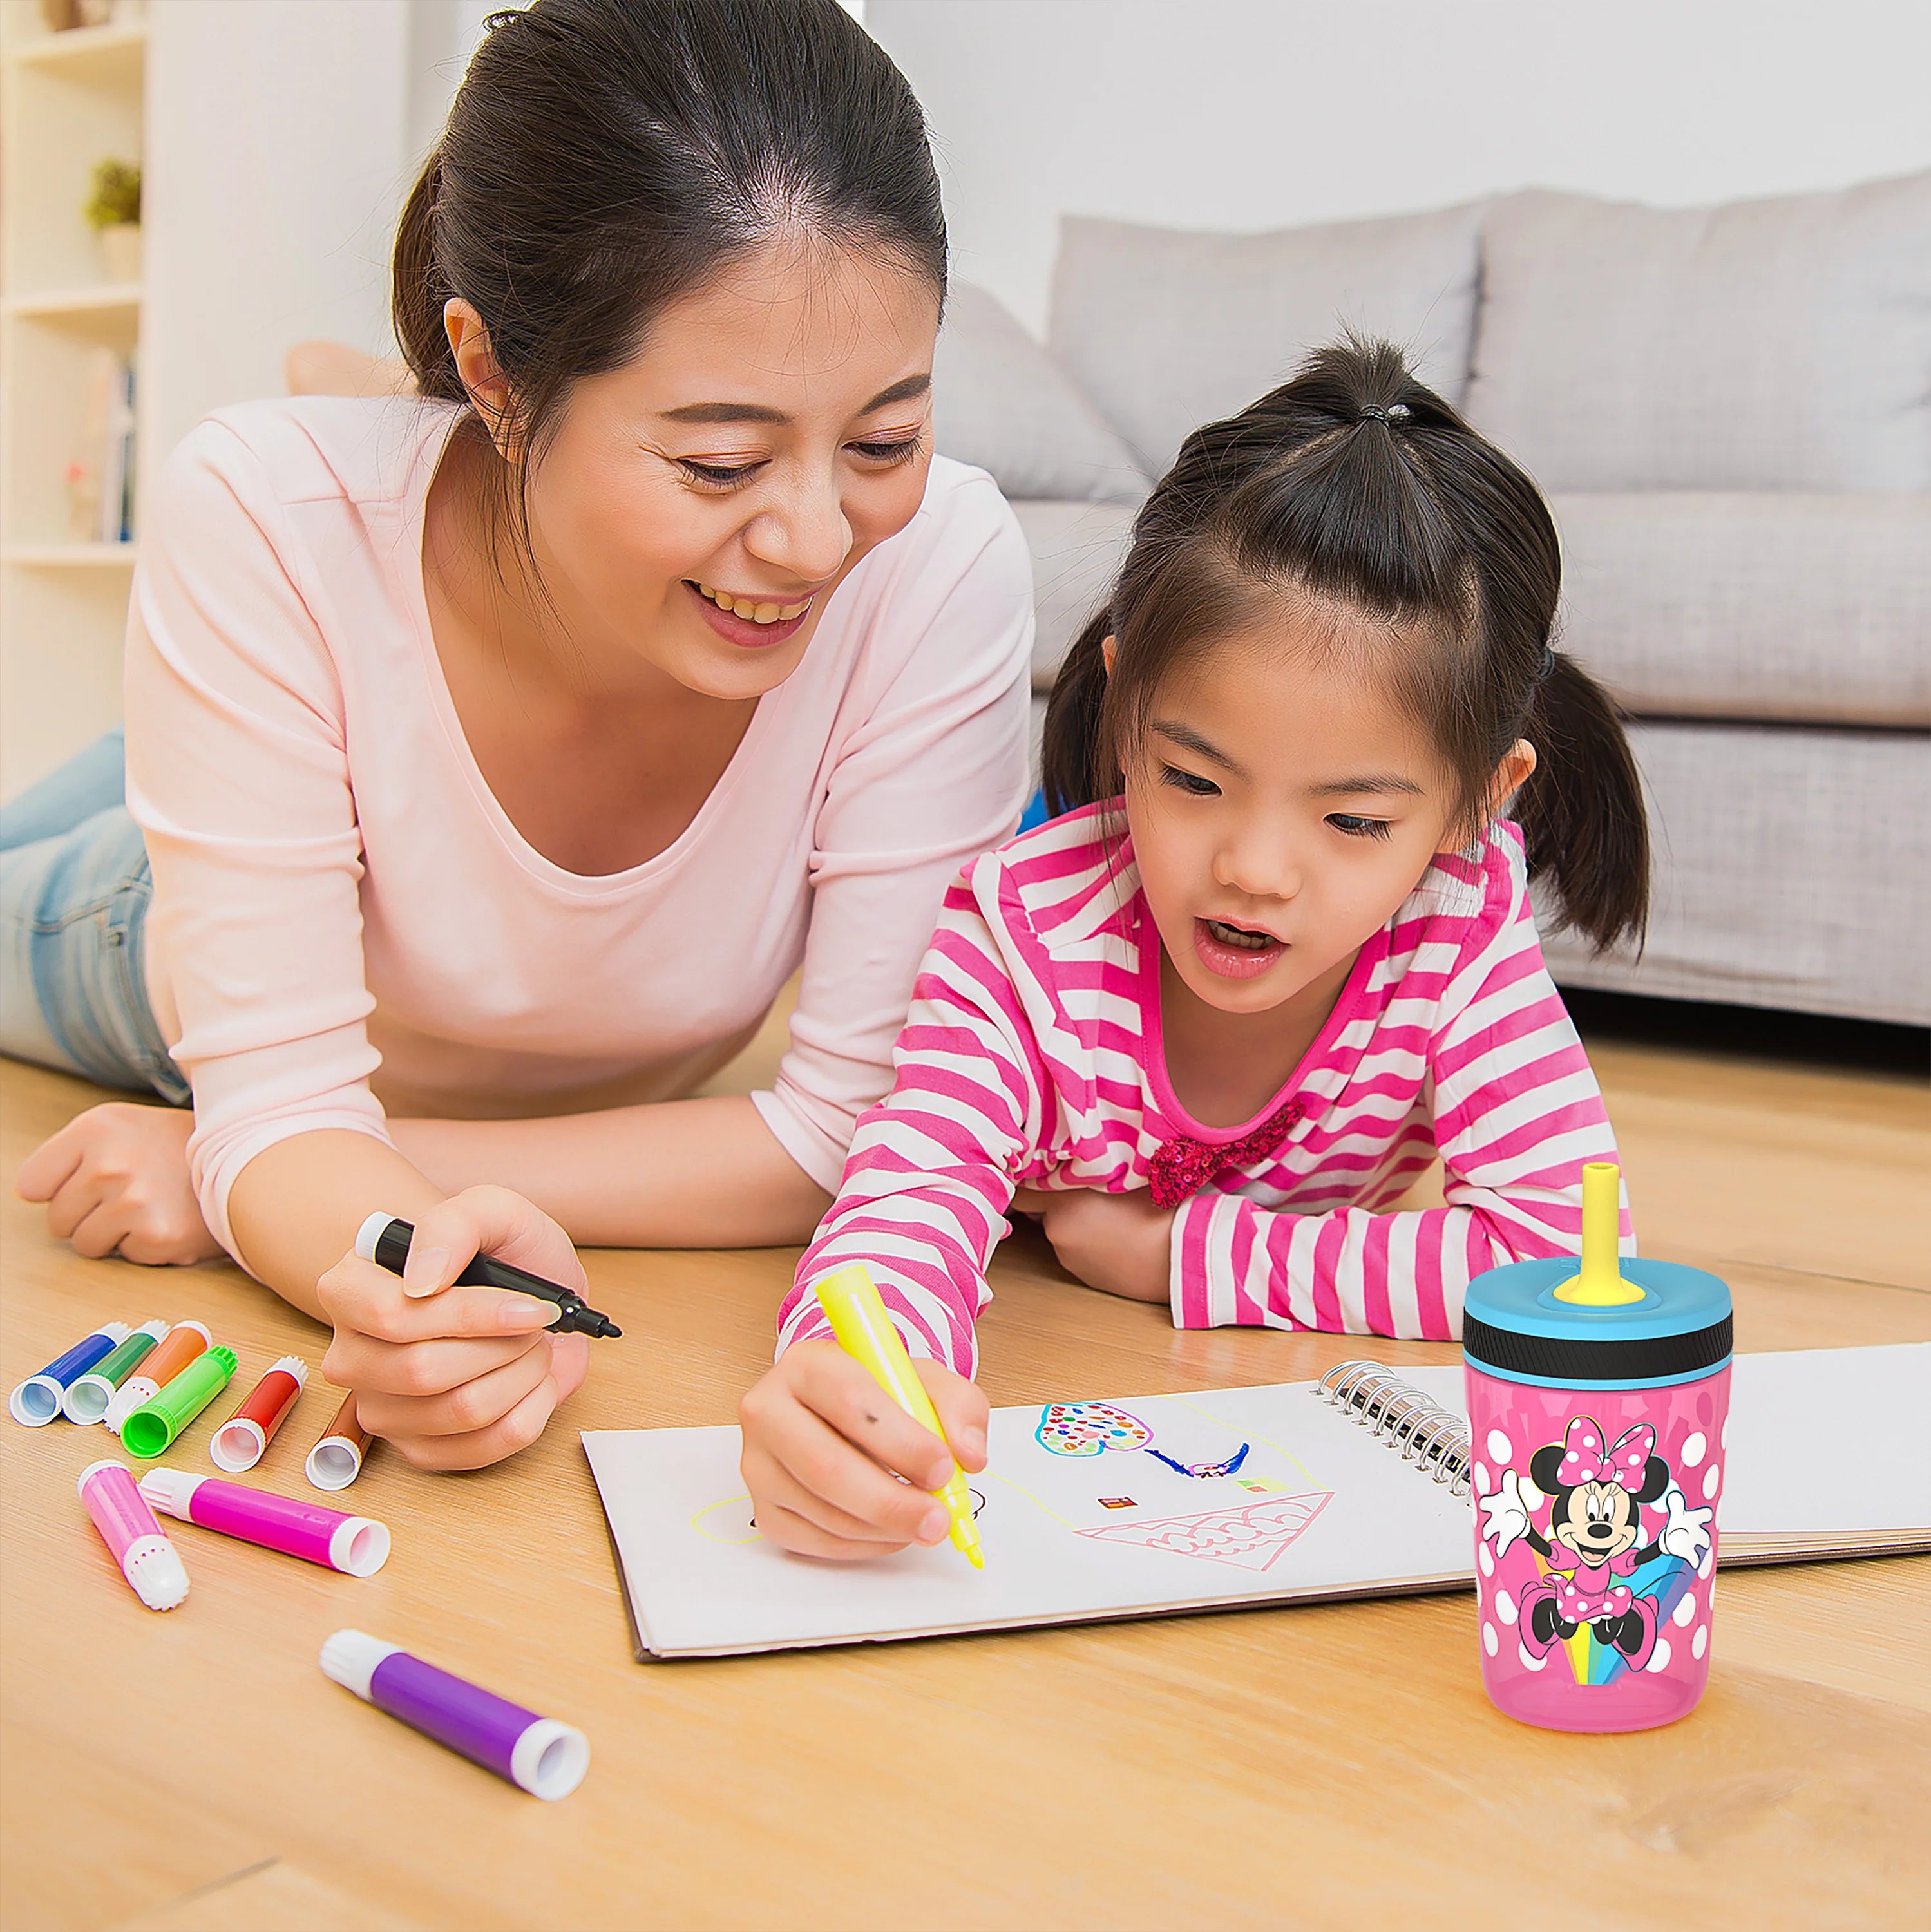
[10,1322,132,1427]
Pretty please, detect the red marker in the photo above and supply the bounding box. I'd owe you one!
[210,1356,307,1473]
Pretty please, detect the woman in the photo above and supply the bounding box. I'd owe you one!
[3,0,1031,1469]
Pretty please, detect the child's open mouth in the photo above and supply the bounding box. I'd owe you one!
[1194,916,1286,981]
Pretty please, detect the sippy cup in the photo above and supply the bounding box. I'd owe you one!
[1463,1162,1731,1732]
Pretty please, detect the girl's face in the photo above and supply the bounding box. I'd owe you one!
[461,237,940,700]
[1123,613,1517,1018]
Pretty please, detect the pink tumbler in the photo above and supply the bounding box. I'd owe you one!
[1463,1163,1731,1732]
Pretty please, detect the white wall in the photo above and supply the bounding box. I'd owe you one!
[142,0,493,489]
[868,0,1931,336]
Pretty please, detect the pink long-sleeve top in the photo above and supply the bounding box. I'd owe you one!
[123,398,1032,1257]
[780,803,1630,1374]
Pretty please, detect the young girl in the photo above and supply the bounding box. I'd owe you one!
[738,338,1648,1560]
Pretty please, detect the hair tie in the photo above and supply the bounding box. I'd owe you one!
[1358,403,1411,426]
[1538,645,1558,681]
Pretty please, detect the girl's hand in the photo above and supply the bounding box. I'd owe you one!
[1015,1185,1174,1303]
[739,1338,989,1560]
[316,1185,592,1472]
[14,1102,224,1265]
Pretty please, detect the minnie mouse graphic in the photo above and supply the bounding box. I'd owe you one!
[1478,1417,1713,1672]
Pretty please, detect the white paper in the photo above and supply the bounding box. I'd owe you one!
[584,1345,1930,1659]
[1395,1344,1931,1537]
[585,1382,1473,1658]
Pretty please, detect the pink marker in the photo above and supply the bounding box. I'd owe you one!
[78,1460,190,1611]
[138,1468,390,1577]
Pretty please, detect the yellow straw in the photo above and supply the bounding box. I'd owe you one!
[1552,1160,1643,1305]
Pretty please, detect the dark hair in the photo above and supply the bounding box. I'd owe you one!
[1041,338,1648,952]
[392,0,946,565]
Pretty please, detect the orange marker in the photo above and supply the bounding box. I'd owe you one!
[306,1391,370,1492]
[102,1322,211,1435]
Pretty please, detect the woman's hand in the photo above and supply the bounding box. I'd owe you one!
[739,1338,988,1560]
[316,1185,593,1471]
[14,1103,224,1265]
[1014,1185,1174,1303]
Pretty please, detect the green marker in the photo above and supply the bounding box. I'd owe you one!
[63,1320,169,1425]
[121,1346,238,1460]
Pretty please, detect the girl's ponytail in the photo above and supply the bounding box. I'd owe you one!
[1040,611,1115,817]
[1514,654,1650,953]
[390,153,466,404]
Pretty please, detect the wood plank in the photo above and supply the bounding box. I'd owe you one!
[3,1032,1926,1931]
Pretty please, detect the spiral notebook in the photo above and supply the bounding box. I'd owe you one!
[582,1344,1930,1660]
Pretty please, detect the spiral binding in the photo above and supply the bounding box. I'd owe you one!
[1314,1360,1472,1498]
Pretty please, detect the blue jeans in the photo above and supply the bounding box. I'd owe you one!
[0,729,188,1103]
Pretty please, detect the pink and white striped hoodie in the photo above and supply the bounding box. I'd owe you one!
[779,802,1628,1376]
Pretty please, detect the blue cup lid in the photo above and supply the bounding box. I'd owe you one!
[1464,1256,1732,1387]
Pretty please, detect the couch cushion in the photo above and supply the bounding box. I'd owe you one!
[1009,500,1141,690]
[1048,203,1485,476]
[1467,175,1931,491]
[931,283,1148,504]
[1537,721,1930,1026]
[1552,493,1931,726]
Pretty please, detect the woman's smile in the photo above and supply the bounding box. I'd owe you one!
[682,578,819,649]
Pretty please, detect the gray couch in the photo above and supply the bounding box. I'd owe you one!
[932,176,1931,1027]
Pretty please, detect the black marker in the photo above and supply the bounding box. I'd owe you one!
[354,1213,622,1338]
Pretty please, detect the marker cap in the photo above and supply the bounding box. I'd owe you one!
[77,1459,189,1611]
[63,1320,170,1424]
[10,1323,131,1426]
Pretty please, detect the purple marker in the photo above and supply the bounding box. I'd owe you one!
[319,1631,588,1799]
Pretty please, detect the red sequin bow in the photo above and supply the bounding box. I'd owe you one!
[1148,1098,1304,1209]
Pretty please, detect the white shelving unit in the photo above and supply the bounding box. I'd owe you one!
[1,3,147,795]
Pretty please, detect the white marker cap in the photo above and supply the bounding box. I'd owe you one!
[511,1719,590,1801]
[122,1535,191,1611]
[209,1417,265,1473]
[319,1627,401,1700]
[354,1212,394,1264]
[329,1517,392,1577]
[306,1434,363,1492]
[135,1466,205,1520]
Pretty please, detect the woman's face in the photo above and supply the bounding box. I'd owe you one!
[507,238,940,701]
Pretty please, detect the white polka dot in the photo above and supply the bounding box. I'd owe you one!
[1482,1622,1498,1656]
[1485,1428,1512,1464]
[1473,1461,1491,1494]
[1702,1463,1722,1501]
[1646,1637,1672,1673]
[1517,1639,1546,1671]
[1698,1546,1715,1581]
[1519,1473,1545,1507]
[1477,1539,1494,1577]
[1673,1593,1697,1627]
[1693,1624,1708,1659]
[1582,1434,1596,1448]
[1496,1588,1518,1626]
[1720,1413,1730,1449]
[1680,1431,1707,1468]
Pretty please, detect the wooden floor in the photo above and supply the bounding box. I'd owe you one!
[1,1025,1926,1932]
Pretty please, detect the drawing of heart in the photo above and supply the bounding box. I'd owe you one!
[1035,1402,1156,1457]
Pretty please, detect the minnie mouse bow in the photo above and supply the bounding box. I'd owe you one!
[1557,1417,1654,1491]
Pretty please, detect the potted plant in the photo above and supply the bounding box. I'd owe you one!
[84,158,142,283]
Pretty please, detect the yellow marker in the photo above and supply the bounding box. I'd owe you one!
[1553,1160,1644,1305]
[813,1262,984,1570]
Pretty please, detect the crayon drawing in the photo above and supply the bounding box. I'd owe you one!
[1078,1493,1333,1573]
[1036,1402,1155,1457]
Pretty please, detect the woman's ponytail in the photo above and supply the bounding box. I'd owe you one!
[1040,612,1115,817]
[1513,654,1650,953]
[390,153,465,404]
